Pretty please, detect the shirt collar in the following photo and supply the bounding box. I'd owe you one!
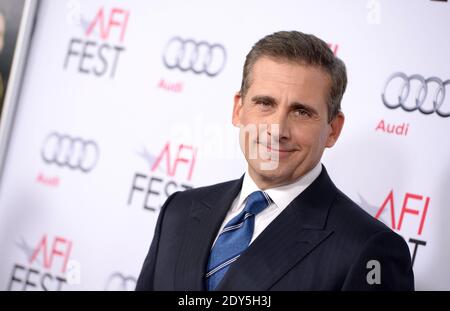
[235,162,322,211]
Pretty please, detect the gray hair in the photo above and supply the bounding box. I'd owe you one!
[240,30,347,122]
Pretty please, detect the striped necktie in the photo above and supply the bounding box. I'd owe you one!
[206,190,271,291]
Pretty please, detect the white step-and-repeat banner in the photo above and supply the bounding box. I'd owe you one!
[0,0,449,290]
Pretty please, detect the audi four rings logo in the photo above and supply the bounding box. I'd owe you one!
[41,132,99,172]
[382,72,450,117]
[162,37,227,77]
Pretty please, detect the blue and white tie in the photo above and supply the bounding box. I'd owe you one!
[206,190,271,291]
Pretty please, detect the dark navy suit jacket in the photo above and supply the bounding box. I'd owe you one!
[136,166,414,290]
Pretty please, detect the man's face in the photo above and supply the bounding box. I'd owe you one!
[232,56,344,189]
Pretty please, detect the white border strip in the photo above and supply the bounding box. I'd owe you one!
[0,0,39,181]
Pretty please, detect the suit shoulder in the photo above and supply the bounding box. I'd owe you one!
[173,178,241,201]
[329,189,397,240]
[327,190,412,278]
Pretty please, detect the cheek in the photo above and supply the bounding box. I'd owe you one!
[240,114,251,125]
[292,126,315,142]
[238,106,250,124]
[292,126,328,149]
[240,106,262,126]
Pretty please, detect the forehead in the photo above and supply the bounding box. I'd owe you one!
[251,56,330,83]
[248,57,331,104]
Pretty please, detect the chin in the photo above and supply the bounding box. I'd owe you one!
[250,160,290,179]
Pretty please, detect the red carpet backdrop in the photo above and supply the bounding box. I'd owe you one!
[0,0,449,290]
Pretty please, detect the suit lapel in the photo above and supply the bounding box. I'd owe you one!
[216,166,337,291]
[174,177,244,290]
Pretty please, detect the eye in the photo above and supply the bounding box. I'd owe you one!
[255,100,274,112]
[294,108,312,118]
[256,100,272,107]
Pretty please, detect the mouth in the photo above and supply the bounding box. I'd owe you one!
[256,141,296,157]
[265,145,294,153]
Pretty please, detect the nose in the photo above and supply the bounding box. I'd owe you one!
[267,109,290,143]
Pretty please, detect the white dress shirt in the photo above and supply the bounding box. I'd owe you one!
[212,162,322,246]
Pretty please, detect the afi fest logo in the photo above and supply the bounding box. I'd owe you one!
[360,190,430,267]
[128,142,197,212]
[327,43,339,56]
[64,6,130,78]
[8,234,78,290]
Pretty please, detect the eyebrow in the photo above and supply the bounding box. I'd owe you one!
[251,95,319,116]
[251,95,276,105]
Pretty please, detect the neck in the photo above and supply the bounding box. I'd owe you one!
[247,167,293,190]
[246,162,321,190]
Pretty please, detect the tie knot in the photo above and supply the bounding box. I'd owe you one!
[243,191,270,216]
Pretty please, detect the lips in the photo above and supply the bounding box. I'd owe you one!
[256,140,295,152]
[256,142,296,159]
[265,145,294,153]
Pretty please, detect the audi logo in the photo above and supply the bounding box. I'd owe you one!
[105,272,136,291]
[162,37,227,77]
[41,132,99,173]
[382,72,450,117]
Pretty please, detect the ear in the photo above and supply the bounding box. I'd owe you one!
[325,112,345,148]
[232,92,243,127]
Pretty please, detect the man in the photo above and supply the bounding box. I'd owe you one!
[136,31,414,291]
